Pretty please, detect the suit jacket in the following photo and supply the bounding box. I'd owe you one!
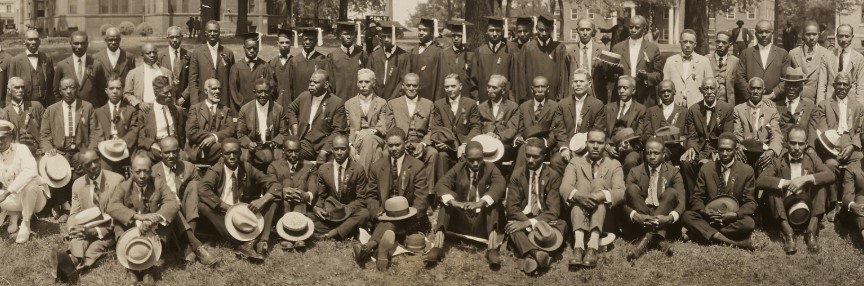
[365,154,428,214]
[777,98,816,135]
[93,49,136,106]
[757,152,834,195]
[123,64,176,107]
[106,178,180,228]
[813,96,864,148]
[54,55,96,105]
[70,170,125,215]
[126,103,186,151]
[0,50,12,105]
[690,160,757,217]
[735,45,791,104]
[604,100,646,136]
[733,102,784,154]
[565,41,612,101]
[506,165,562,223]
[236,101,287,147]
[267,160,318,199]
[636,103,688,138]
[611,39,663,105]
[377,96,435,144]
[477,99,519,144]
[823,48,864,104]
[732,27,752,44]
[158,47,191,104]
[559,156,626,207]
[185,102,235,147]
[789,45,832,102]
[316,159,367,210]
[8,51,54,104]
[684,100,734,153]
[188,43,235,106]
[151,161,200,200]
[624,162,685,216]
[198,161,282,209]
[228,57,275,112]
[0,100,44,143]
[436,161,506,206]
[663,53,715,106]
[508,99,559,143]
[553,95,607,149]
[344,94,386,143]
[429,96,482,147]
[286,91,347,151]
[39,99,103,152]
[782,27,799,51]
[708,53,740,105]
[94,101,136,142]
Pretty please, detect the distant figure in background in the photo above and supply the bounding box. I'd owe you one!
[782,21,799,52]
[731,20,751,57]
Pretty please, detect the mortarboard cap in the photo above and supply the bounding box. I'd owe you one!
[419,18,439,38]
[446,20,473,44]
[515,16,534,27]
[483,16,508,38]
[298,27,323,46]
[240,32,259,41]
[277,28,299,48]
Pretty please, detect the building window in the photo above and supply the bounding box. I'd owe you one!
[69,0,77,14]
[570,8,578,20]
[249,0,255,12]
[747,9,756,19]
[100,0,109,13]
[588,10,595,19]
[725,9,735,20]
[571,28,578,40]
[119,0,128,13]
[662,28,669,40]
[664,11,669,19]
[36,0,46,18]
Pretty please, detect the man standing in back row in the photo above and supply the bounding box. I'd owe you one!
[188,21,235,106]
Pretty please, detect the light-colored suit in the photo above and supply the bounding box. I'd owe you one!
[813,96,864,148]
[708,53,739,105]
[122,64,176,108]
[789,45,832,103]
[344,94,387,170]
[824,48,864,105]
[733,102,783,154]
[68,169,124,268]
[663,53,714,107]
[559,156,625,232]
[376,96,435,144]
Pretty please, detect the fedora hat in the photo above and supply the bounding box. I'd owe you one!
[786,197,811,226]
[528,221,563,252]
[740,138,766,164]
[251,148,275,165]
[611,128,640,146]
[276,212,315,242]
[378,196,417,221]
[706,195,740,213]
[66,207,111,232]
[568,132,588,154]
[97,139,129,162]
[471,134,505,162]
[522,126,550,140]
[781,67,806,82]
[817,129,848,157]
[597,51,622,65]
[39,154,72,188]
[655,126,684,143]
[224,203,265,242]
[322,197,351,222]
[116,227,162,271]
[404,233,432,253]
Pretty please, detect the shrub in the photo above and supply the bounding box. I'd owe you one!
[99,24,113,35]
[135,22,154,36]
[117,21,135,35]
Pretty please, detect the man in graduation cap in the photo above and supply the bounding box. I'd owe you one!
[471,16,514,102]
[289,27,328,100]
[188,20,235,106]
[510,16,534,52]
[269,28,297,109]
[228,32,275,112]
[409,18,446,101]
[327,22,368,100]
[367,21,410,100]
[514,14,568,103]
[441,20,476,98]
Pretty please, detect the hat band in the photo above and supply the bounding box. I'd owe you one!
[782,75,805,81]
[385,208,409,217]
[283,225,308,234]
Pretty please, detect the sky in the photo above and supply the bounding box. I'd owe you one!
[392,0,422,25]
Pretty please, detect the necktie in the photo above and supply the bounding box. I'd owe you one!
[209,104,218,128]
[231,173,239,205]
[529,171,540,216]
[618,103,626,119]
[162,107,174,136]
[840,49,846,72]
[581,46,588,69]
[173,50,179,73]
[719,165,728,192]
[752,109,759,138]
[646,168,660,207]
[76,58,84,82]
[719,56,726,69]
[390,159,399,197]
[591,161,598,179]
[790,156,803,163]
[248,59,255,70]
[91,178,100,206]
[535,102,543,120]
[67,103,74,136]
[337,165,344,196]
[468,171,479,202]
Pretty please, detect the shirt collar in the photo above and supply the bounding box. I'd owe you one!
[256,100,269,110]
[452,45,463,53]
[534,98,546,106]
[224,164,237,177]
[722,160,735,170]
[628,37,643,46]
[838,97,849,104]
[26,50,38,56]
[747,100,762,108]
[246,56,259,63]
[589,156,604,165]
[787,97,800,106]
[312,91,326,99]
[662,102,675,109]
[342,44,353,54]
[334,159,349,170]
[303,49,317,58]
[449,95,462,105]
[404,95,418,104]
[65,100,77,108]
[758,43,772,51]
[73,54,86,62]
[205,100,216,110]
[538,38,551,47]
[106,48,119,56]
[88,171,103,185]
[580,41,592,49]
[573,94,586,102]
[530,164,543,176]
[153,101,165,110]
[10,99,23,108]
[704,100,717,109]
[208,42,219,50]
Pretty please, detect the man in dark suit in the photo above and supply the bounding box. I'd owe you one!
[0,43,12,106]
[681,133,757,250]
[636,80,687,139]
[188,21,235,107]
[237,78,287,171]
[624,138,685,261]
[550,69,607,173]
[1,77,44,155]
[8,30,54,106]
[440,20,475,98]
[40,78,104,222]
[126,76,185,163]
[311,135,369,240]
[160,26,192,109]
[409,18,446,101]
[353,128,429,269]
[228,33,275,112]
[425,141,506,267]
[605,76,646,136]
[54,31,95,106]
[758,125,833,254]
[429,74,482,183]
[782,21,799,52]
[709,31,740,105]
[196,138,283,261]
[566,18,615,102]
[269,29,296,109]
[680,78,735,195]
[106,154,180,284]
[731,20,751,57]
[610,16,663,107]
[266,135,317,252]
[150,136,216,265]
[735,20,791,106]
[777,68,816,136]
[94,74,135,173]
[505,138,565,274]
[185,78,235,165]
[93,27,135,108]
[509,76,559,170]
[286,70,347,163]
[477,75,518,159]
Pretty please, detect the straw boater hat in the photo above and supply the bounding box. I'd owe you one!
[66,207,111,232]
[116,227,162,271]
[276,212,315,242]
[781,67,807,82]
[39,154,72,188]
[378,196,417,221]
[225,203,265,242]
[0,120,13,137]
[597,51,622,65]
[471,134,505,162]
[569,132,588,154]
[706,195,740,213]
[98,139,130,162]
[528,221,564,252]
[786,197,811,226]
[817,129,848,157]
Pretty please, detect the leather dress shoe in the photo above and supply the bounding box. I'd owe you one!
[375,258,389,271]
[486,249,501,266]
[782,234,797,255]
[568,248,584,269]
[534,250,551,270]
[657,240,673,256]
[736,238,755,251]
[294,240,306,251]
[353,242,377,264]
[627,234,653,262]
[804,232,820,253]
[235,241,264,262]
[424,247,444,263]
[520,257,538,274]
[141,271,155,286]
[195,246,218,266]
[582,248,598,268]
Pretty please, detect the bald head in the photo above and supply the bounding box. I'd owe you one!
[105,27,121,52]
[105,27,120,38]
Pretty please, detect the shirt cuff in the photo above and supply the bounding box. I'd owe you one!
[567,189,578,204]
[559,147,569,153]
[629,210,637,222]
[670,211,680,223]
[306,192,315,205]
[528,218,538,228]
[441,194,455,205]
[211,133,219,143]
[601,190,612,203]
[850,202,856,211]
[157,214,169,226]
[96,228,105,239]
[481,195,494,206]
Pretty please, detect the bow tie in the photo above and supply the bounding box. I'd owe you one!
[703,105,715,112]
[790,156,803,163]
[682,54,692,61]
[27,53,37,57]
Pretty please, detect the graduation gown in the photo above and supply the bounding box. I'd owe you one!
[289,50,328,100]
[472,42,514,102]
[327,45,368,100]
[408,42,446,101]
[515,39,568,102]
[440,47,475,98]
[367,46,410,100]
[228,57,275,112]
[269,54,296,110]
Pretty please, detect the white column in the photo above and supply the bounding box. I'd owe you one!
[668,7,674,43]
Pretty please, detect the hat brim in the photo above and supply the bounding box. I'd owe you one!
[39,154,72,188]
[225,204,265,242]
[276,215,315,241]
[378,207,418,221]
[323,207,352,222]
[116,227,162,271]
[817,130,841,156]
[786,198,811,226]
[569,133,588,153]
[781,77,807,82]
[404,238,433,254]
[98,141,130,162]
[706,195,740,213]
[472,134,505,163]
[528,228,564,252]
[597,57,621,66]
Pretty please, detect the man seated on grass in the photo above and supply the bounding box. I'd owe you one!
[311,135,370,240]
[266,135,317,252]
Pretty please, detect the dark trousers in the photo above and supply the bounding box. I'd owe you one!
[299,139,322,162]
[733,41,747,57]
[625,185,679,237]
[188,142,223,166]
[198,201,276,243]
[310,207,370,238]
[509,220,567,256]
[766,188,826,223]
[434,204,501,237]
[368,215,423,258]
[681,210,754,241]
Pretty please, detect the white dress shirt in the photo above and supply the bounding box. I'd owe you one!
[522,166,543,216]
[142,64,163,104]
[490,99,502,120]
[106,48,120,69]
[573,95,586,132]
[839,48,851,72]
[332,160,349,194]
[168,46,179,73]
[73,54,87,82]
[309,94,325,124]
[704,101,716,126]
[208,43,219,69]
[662,102,675,120]
[758,44,772,68]
[63,100,77,137]
[26,51,39,70]
[107,101,120,136]
[256,101,269,142]
[161,163,178,197]
[220,165,237,205]
[449,95,461,115]
[405,96,418,116]
[153,102,173,139]
[617,100,631,120]
[628,37,643,77]
[392,154,405,175]
[838,97,849,133]
[788,97,800,114]
[579,41,593,72]
[534,99,546,113]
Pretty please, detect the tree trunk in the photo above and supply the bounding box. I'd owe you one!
[465,0,494,50]
[339,0,348,21]
[505,0,511,17]
[285,0,292,27]
[447,0,453,20]
[684,0,709,54]
[557,0,564,41]
[237,0,249,34]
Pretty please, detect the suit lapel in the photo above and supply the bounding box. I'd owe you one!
[765,47,777,70]
[752,48,764,70]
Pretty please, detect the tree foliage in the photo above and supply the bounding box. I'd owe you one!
[408,0,466,27]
